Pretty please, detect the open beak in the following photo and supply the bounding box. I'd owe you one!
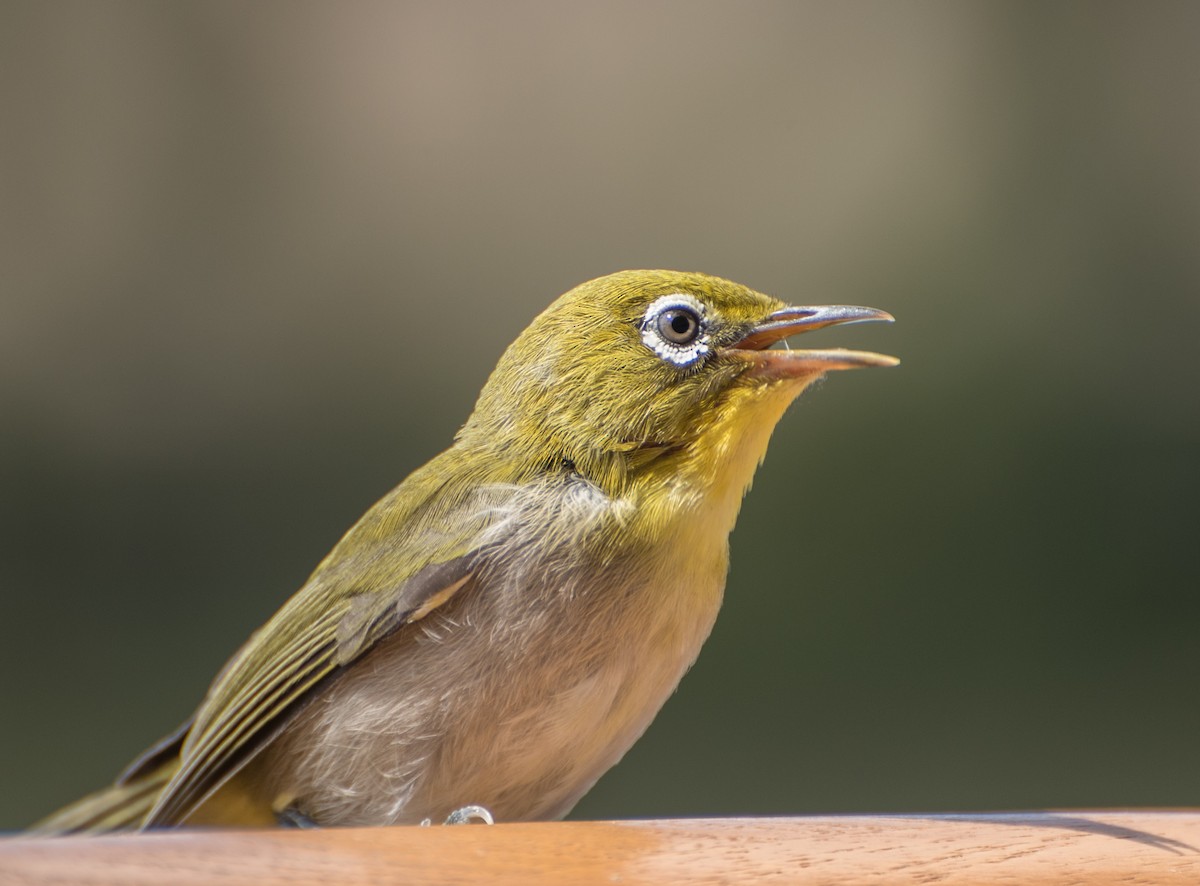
[726,305,899,378]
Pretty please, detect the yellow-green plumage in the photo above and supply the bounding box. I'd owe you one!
[33,270,895,832]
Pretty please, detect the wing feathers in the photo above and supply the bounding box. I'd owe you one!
[142,556,476,828]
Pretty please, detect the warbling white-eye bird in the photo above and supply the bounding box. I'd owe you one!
[33,269,897,833]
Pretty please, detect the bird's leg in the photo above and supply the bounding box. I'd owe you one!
[277,805,319,829]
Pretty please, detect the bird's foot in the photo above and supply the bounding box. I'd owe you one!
[419,804,495,826]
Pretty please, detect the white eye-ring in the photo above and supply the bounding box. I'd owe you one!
[640,294,710,366]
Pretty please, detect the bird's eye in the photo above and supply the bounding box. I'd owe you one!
[657,308,700,345]
[641,294,710,367]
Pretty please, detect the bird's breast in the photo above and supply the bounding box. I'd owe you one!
[245,477,728,826]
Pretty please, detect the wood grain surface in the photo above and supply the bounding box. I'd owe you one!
[3,812,1199,885]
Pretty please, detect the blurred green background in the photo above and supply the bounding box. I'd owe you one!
[2,1,1198,830]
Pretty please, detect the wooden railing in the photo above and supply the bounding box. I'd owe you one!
[3,812,1198,885]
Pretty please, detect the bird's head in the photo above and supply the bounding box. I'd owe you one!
[459,270,897,496]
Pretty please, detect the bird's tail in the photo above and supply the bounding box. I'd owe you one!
[28,722,188,835]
